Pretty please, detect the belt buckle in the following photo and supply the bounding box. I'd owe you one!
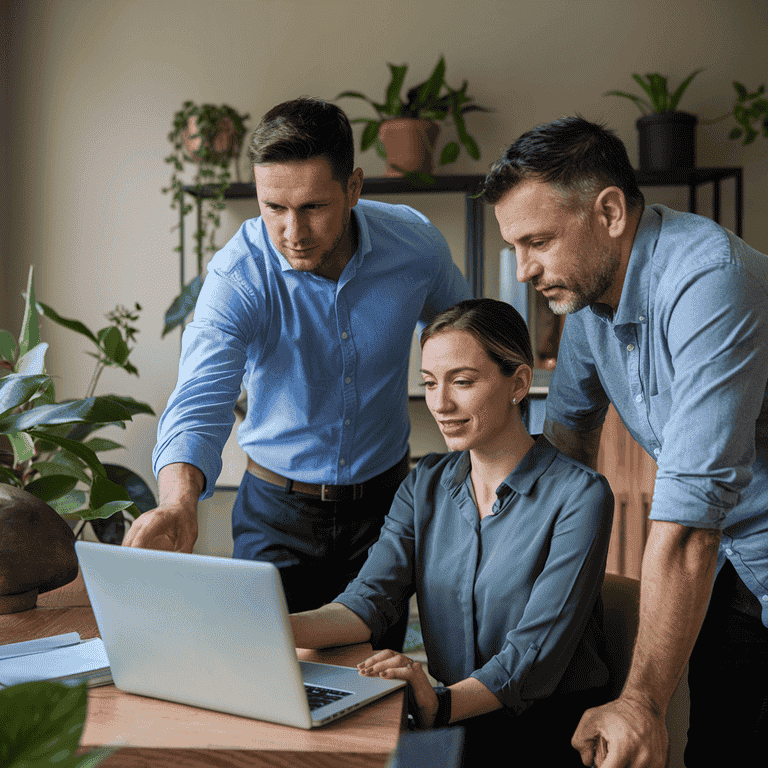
[320,483,363,502]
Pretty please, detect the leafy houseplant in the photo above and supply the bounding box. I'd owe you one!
[337,56,490,182]
[606,71,768,170]
[605,70,703,171]
[0,267,156,542]
[162,102,250,337]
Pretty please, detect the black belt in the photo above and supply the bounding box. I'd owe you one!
[246,452,410,502]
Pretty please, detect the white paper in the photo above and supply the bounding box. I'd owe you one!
[0,632,81,660]
[0,638,111,686]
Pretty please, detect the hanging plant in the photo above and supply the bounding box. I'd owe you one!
[162,102,250,337]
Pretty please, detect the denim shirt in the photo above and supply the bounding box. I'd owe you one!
[547,205,768,625]
[335,437,614,713]
[152,199,470,494]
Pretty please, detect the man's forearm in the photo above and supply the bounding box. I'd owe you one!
[543,417,603,470]
[157,462,205,509]
[622,520,721,715]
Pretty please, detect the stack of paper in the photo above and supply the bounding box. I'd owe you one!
[0,632,112,688]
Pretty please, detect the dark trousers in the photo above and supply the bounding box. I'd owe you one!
[447,686,605,766]
[685,558,768,766]
[231,456,410,651]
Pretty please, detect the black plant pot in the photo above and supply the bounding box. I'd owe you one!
[636,111,697,171]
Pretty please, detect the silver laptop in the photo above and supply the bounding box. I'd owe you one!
[75,541,404,729]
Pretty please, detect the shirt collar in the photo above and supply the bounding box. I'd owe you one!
[442,435,559,499]
[262,204,372,278]
[588,206,660,326]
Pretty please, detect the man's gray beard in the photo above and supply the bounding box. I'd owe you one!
[548,246,620,315]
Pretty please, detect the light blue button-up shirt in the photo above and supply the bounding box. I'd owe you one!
[336,438,614,713]
[547,205,768,625]
[152,199,470,495]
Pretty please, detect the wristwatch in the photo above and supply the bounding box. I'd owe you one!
[432,685,452,728]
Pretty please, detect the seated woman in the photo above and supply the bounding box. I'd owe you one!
[290,298,614,763]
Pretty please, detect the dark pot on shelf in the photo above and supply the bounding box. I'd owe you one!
[0,485,79,614]
[636,111,698,171]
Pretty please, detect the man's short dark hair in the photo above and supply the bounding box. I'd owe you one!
[248,97,354,182]
[480,116,644,214]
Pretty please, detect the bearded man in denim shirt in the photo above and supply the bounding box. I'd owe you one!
[482,116,768,768]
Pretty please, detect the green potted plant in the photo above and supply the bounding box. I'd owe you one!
[0,267,156,545]
[606,71,768,171]
[337,56,491,182]
[162,102,250,337]
[712,81,768,145]
[605,70,703,170]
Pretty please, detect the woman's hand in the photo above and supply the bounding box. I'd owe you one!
[357,649,439,727]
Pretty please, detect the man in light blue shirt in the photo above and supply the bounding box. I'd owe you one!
[482,117,768,768]
[125,98,470,649]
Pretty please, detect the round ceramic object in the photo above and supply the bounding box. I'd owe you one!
[0,485,79,614]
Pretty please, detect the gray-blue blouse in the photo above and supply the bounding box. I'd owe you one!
[334,436,614,713]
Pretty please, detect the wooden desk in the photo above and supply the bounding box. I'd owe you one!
[1,571,405,767]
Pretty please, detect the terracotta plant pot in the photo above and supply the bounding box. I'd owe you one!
[378,119,440,177]
[636,111,697,171]
[0,485,79,614]
[183,115,238,164]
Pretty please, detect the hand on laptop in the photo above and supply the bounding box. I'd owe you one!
[358,649,439,727]
[123,503,198,551]
[124,462,202,551]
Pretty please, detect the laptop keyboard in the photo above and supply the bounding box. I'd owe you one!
[304,683,353,711]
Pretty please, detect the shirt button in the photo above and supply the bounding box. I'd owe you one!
[345,377,352,384]
[627,344,634,352]
[639,315,645,321]
[339,459,346,466]
[726,548,733,555]
[762,595,768,603]
[635,394,643,403]
[654,448,660,456]
[341,332,348,339]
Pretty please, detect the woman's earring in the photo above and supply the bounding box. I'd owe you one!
[512,398,517,404]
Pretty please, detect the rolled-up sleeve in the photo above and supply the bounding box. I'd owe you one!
[651,263,768,528]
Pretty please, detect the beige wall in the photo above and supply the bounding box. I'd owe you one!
[3,0,767,549]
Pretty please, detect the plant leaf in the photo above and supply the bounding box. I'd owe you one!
[36,301,99,344]
[0,330,17,363]
[383,63,408,116]
[16,342,48,376]
[46,490,87,516]
[27,430,108,478]
[77,499,135,522]
[0,680,99,768]
[604,90,651,114]
[84,437,124,453]
[104,463,157,516]
[0,397,132,433]
[18,266,41,359]
[0,374,51,418]
[23,474,79,503]
[162,274,204,337]
[439,141,461,165]
[417,57,446,106]
[361,120,381,151]
[97,326,129,366]
[7,431,36,464]
[31,457,91,484]
[668,68,703,112]
[98,394,155,417]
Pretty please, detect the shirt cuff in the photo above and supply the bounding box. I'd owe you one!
[152,432,221,500]
[649,476,740,529]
